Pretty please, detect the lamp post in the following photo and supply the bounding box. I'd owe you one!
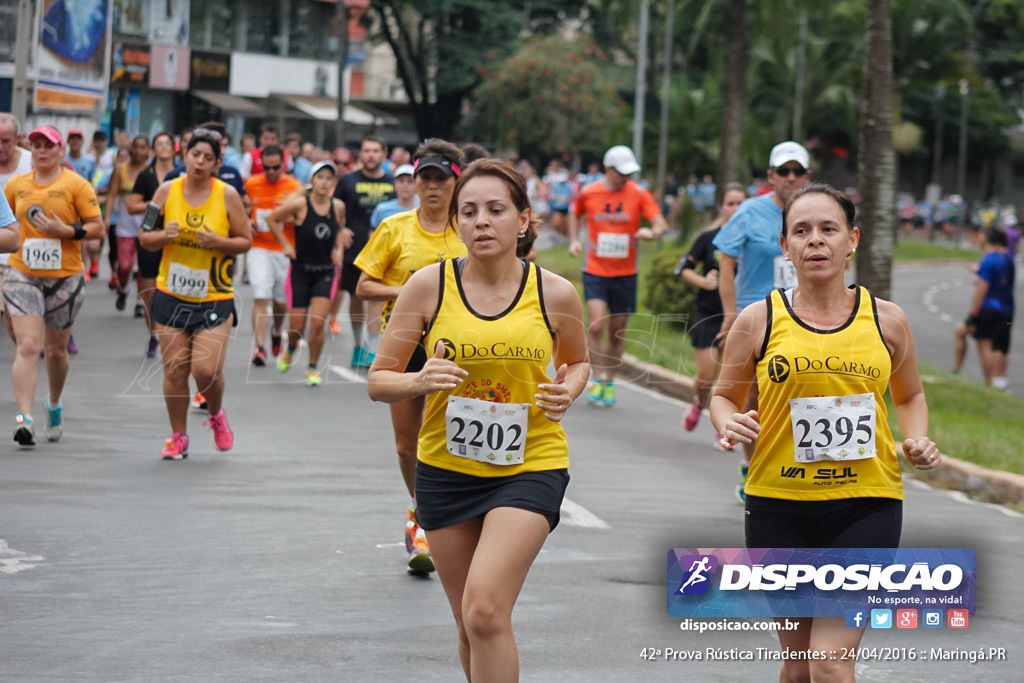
[335,1,351,149]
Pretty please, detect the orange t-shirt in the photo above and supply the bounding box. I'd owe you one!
[5,169,101,277]
[574,179,661,277]
[244,174,303,251]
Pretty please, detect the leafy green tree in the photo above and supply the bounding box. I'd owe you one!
[368,0,588,140]
[460,37,628,162]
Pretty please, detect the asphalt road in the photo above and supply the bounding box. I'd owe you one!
[1,266,1021,682]
[891,261,1023,395]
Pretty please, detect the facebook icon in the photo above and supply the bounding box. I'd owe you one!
[845,609,866,628]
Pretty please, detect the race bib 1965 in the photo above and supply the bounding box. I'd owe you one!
[22,238,61,270]
[789,393,877,463]
[774,255,798,288]
[595,232,631,258]
[446,395,529,466]
[167,261,210,299]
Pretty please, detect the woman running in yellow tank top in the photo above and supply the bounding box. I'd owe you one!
[367,159,589,681]
[139,129,252,460]
[711,183,941,682]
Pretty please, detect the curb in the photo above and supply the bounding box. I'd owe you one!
[619,353,1024,507]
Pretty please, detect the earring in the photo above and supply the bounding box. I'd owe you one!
[517,231,526,238]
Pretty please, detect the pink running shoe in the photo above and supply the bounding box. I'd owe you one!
[206,410,234,451]
[161,433,189,460]
[683,401,702,431]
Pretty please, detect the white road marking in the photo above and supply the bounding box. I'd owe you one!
[0,539,44,575]
[328,365,366,384]
[560,497,611,529]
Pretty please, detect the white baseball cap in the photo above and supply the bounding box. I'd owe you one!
[394,163,414,178]
[769,141,810,169]
[603,145,640,175]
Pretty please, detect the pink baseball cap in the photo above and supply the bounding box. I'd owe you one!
[67,128,85,138]
[28,126,63,145]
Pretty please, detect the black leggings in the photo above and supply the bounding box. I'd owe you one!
[745,495,902,548]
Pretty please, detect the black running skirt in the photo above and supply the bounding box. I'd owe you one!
[415,461,569,532]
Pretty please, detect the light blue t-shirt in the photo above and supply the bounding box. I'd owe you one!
[0,191,15,228]
[68,154,96,181]
[712,192,784,310]
[223,146,243,170]
[370,198,419,230]
[291,156,313,184]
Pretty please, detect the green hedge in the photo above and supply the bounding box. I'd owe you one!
[642,247,698,331]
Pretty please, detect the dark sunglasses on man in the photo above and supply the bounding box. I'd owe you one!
[772,166,807,178]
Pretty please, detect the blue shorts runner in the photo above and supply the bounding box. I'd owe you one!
[582,272,637,315]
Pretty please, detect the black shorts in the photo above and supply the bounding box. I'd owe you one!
[972,309,1012,354]
[338,262,361,296]
[689,310,724,349]
[288,265,336,309]
[582,272,637,315]
[415,461,569,532]
[152,290,237,332]
[135,238,163,279]
[745,495,902,548]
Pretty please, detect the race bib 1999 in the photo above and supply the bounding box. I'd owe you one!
[445,395,528,466]
[166,261,210,299]
[788,393,877,463]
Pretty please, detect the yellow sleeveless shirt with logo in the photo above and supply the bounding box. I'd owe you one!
[747,287,902,501]
[419,259,569,476]
[157,177,235,303]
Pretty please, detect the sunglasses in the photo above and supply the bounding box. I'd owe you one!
[263,164,282,172]
[773,166,807,178]
[192,127,223,142]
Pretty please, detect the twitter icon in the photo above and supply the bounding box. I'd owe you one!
[870,609,892,629]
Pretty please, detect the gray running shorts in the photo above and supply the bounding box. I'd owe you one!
[2,267,86,330]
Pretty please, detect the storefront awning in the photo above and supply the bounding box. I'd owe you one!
[272,94,398,126]
[193,90,264,115]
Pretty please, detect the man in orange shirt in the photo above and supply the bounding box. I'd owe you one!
[568,145,667,407]
[244,146,303,365]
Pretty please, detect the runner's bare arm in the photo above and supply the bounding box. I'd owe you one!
[710,301,764,445]
[367,264,466,403]
[138,182,171,251]
[265,195,303,257]
[332,199,346,265]
[0,221,19,252]
[877,298,938,469]
[536,269,590,421]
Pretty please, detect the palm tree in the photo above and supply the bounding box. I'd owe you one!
[716,0,747,193]
[857,0,895,299]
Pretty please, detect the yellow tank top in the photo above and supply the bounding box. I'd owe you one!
[747,287,902,501]
[157,177,235,302]
[353,210,467,330]
[419,259,569,476]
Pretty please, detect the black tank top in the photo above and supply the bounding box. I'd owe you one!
[294,196,339,271]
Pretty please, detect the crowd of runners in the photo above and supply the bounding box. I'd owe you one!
[0,109,1012,682]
